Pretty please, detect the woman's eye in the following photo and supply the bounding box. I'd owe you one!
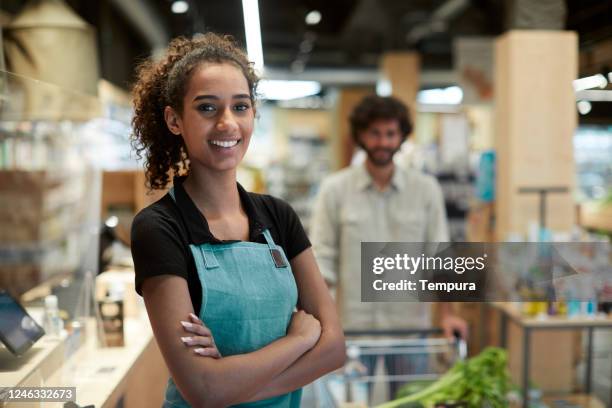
[197,104,215,112]
[234,104,250,112]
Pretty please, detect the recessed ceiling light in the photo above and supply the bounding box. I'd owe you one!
[577,100,592,115]
[105,216,119,228]
[376,78,392,97]
[305,10,322,25]
[259,80,321,100]
[417,86,463,105]
[573,74,607,92]
[172,1,189,14]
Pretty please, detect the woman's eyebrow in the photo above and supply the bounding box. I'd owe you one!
[193,94,217,101]
[193,94,251,101]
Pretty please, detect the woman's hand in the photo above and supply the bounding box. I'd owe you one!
[180,313,221,358]
[287,310,321,350]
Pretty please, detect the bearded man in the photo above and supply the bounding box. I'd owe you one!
[310,95,467,398]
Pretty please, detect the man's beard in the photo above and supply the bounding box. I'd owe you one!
[364,147,400,167]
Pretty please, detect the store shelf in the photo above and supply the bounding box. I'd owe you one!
[509,394,606,408]
[542,393,605,408]
[490,302,612,408]
[0,314,68,389]
[491,302,612,328]
[44,315,166,408]
[0,311,167,408]
[580,202,612,233]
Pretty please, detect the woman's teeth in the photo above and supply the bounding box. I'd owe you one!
[209,140,239,148]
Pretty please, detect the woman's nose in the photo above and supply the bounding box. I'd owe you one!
[216,108,238,131]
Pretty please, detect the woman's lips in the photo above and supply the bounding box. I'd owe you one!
[209,139,240,148]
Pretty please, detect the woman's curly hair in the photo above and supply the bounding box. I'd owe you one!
[131,33,259,190]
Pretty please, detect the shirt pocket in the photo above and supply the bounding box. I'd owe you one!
[339,206,364,242]
[392,211,427,242]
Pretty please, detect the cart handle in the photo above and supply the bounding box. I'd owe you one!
[344,328,443,337]
[344,328,467,360]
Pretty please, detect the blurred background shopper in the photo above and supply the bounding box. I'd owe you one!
[310,95,468,398]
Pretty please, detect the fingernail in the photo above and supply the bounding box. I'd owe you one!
[181,337,192,343]
[194,348,206,355]
[189,313,199,320]
[180,321,192,329]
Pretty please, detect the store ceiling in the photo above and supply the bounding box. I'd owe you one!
[155,0,505,71]
[1,0,611,88]
[151,0,612,74]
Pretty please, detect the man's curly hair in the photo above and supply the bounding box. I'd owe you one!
[349,95,413,147]
[131,33,259,190]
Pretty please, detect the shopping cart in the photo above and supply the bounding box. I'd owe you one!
[306,329,467,408]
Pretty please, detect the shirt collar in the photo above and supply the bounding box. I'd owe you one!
[355,162,404,192]
[172,176,268,245]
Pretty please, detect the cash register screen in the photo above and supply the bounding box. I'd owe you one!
[0,290,45,356]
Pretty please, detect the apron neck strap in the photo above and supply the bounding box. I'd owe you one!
[262,229,288,268]
[261,229,276,250]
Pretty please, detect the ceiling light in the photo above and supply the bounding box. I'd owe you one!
[242,0,264,73]
[105,216,119,228]
[171,1,189,14]
[258,80,321,100]
[577,100,592,115]
[376,79,392,97]
[305,10,322,25]
[417,86,463,105]
[573,74,607,92]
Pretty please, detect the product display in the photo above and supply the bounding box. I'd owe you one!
[382,348,510,408]
[98,282,125,347]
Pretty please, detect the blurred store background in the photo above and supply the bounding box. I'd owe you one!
[0,1,611,407]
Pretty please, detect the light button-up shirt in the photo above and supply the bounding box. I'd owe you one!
[310,163,449,330]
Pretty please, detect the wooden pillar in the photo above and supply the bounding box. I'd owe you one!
[380,52,420,135]
[334,87,373,170]
[494,30,578,240]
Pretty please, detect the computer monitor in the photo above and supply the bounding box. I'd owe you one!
[0,290,45,356]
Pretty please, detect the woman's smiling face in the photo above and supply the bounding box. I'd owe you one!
[167,62,255,173]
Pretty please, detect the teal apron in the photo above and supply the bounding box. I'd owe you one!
[163,189,302,407]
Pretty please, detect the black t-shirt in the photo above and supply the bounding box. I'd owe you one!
[131,176,311,313]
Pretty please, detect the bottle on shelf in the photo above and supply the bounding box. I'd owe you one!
[43,295,64,337]
[98,281,125,347]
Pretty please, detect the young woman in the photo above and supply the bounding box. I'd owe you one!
[130,33,345,408]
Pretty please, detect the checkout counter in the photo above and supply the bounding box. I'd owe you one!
[0,270,168,408]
